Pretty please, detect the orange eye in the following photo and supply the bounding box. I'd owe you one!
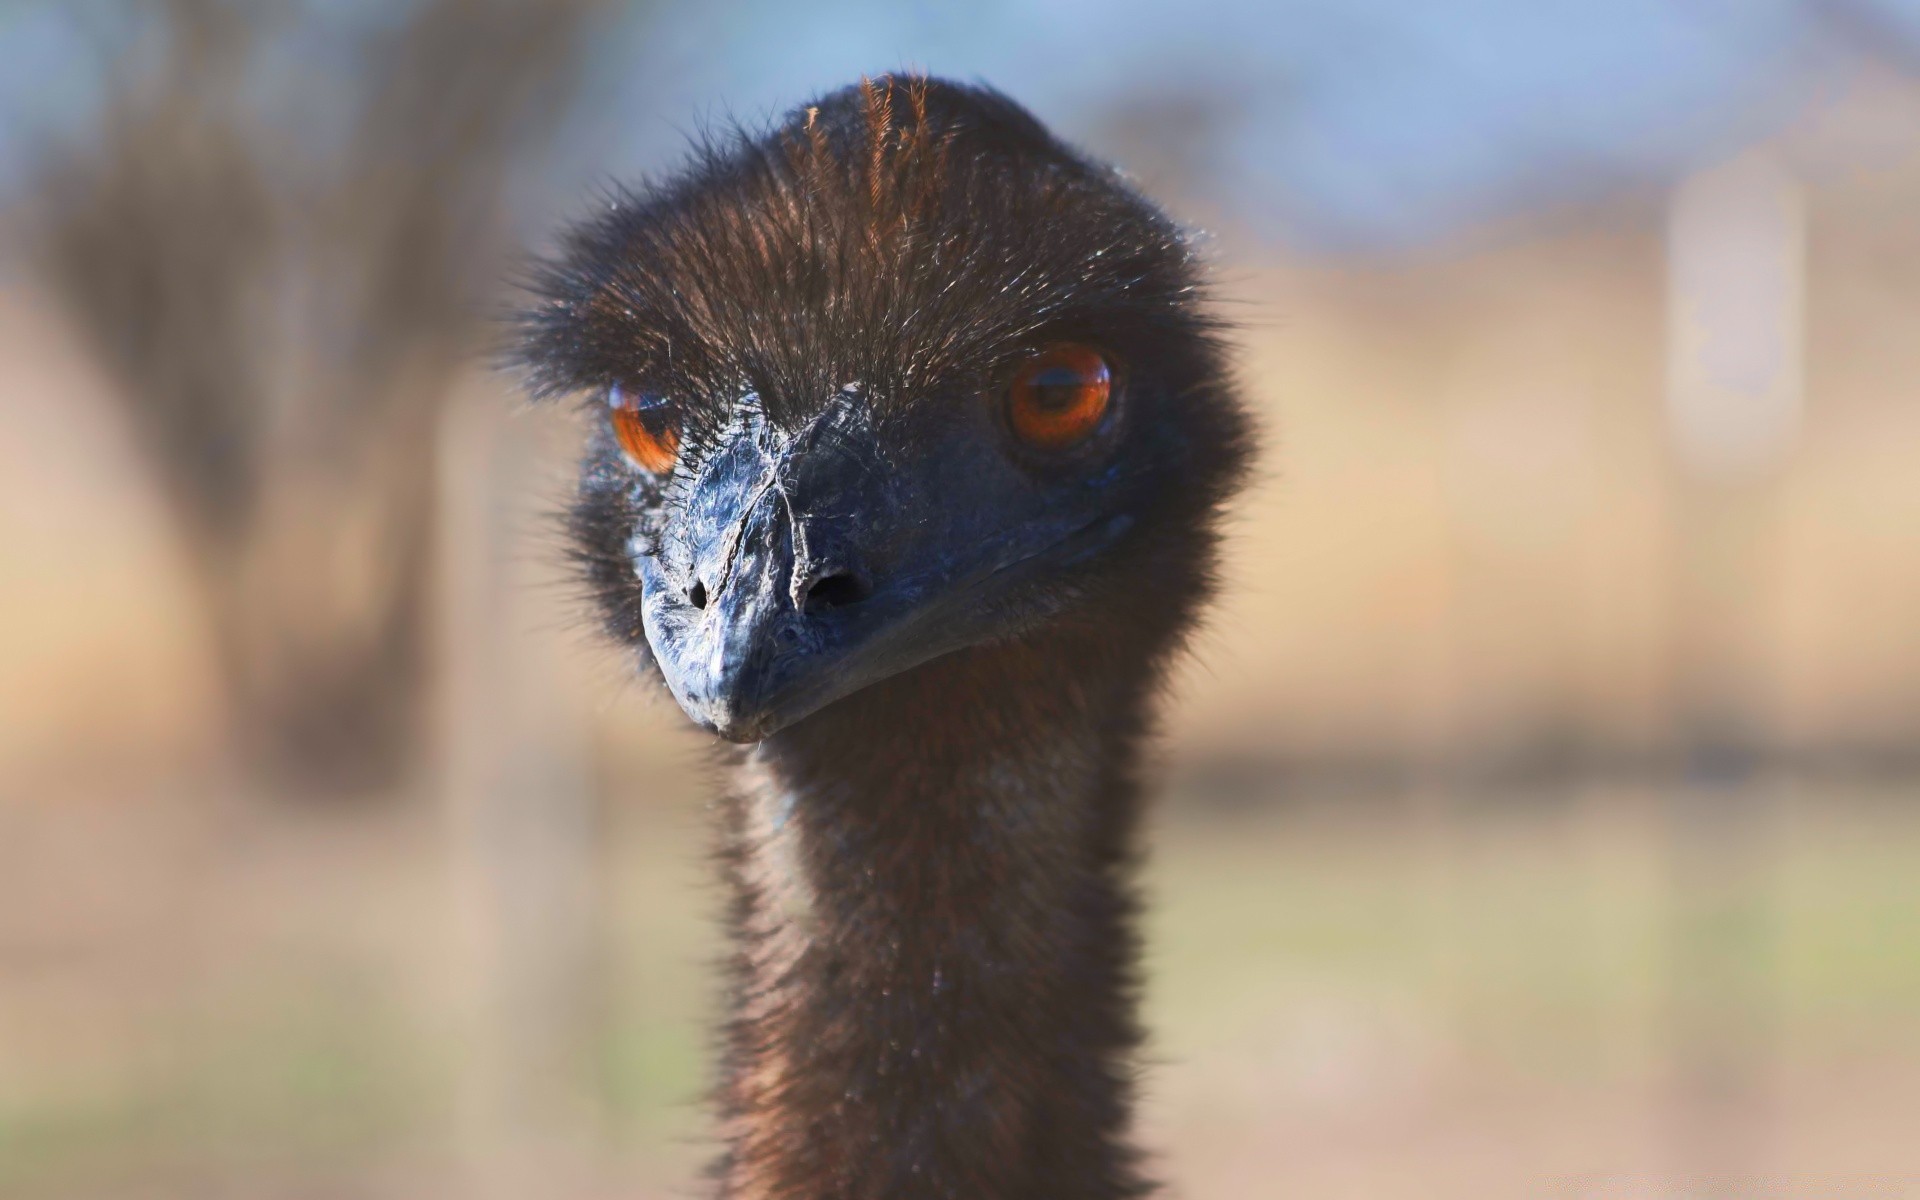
[608,385,680,474]
[1007,344,1113,450]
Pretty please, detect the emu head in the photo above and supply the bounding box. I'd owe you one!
[519,76,1249,742]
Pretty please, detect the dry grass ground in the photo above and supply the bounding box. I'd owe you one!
[3,772,1916,1199]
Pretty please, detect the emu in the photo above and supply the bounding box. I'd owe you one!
[517,75,1252,1200]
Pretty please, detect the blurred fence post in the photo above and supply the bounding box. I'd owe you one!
[1660,146,1802,1194]
[438,381,601,1195]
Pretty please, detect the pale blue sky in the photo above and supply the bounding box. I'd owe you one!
[3,0,1917,253]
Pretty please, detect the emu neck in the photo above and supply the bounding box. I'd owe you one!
[716,635,1154,1200]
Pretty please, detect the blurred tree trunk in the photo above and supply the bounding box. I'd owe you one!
[32,0,606,796]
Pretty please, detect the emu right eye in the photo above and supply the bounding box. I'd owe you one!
[609,384,680,474]
[1007,344,1113,451]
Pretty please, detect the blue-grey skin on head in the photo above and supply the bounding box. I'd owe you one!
[638,383,1136,742]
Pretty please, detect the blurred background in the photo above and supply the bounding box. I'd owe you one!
[2,2,1917,1197]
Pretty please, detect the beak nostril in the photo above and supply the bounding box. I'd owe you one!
[799,570,870,612]
[688,580,708,610]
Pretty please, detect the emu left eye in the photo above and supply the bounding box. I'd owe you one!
[1007,344,1113,451]
[609,384,680,474]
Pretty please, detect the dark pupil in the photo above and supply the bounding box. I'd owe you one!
[1028,366,1088,412]
[629,405,674,437]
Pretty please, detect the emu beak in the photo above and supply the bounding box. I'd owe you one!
[652,497,816,743]
[637,396,900,743]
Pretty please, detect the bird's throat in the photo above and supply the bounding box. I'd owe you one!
[713,636,1156,1200]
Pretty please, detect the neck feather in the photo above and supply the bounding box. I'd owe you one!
[712,633,1159,1200]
